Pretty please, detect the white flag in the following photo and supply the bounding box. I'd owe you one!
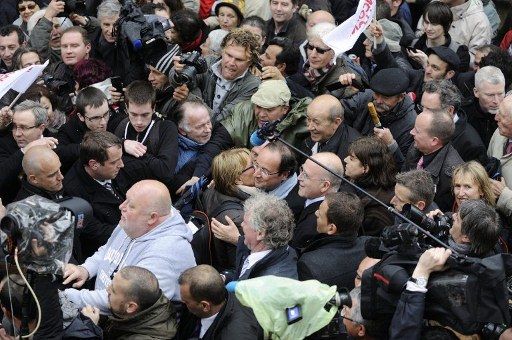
[0,60,49,100]
[322,0,376,57]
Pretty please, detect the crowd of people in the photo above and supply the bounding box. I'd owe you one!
[0,0,511,338]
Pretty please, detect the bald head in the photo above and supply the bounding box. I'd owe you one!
[306,10,335,31]
[22,146,63,192]
[22,146,59,175]
[311,152,344,190]
[132,180,171,216]
[307,95,344,143]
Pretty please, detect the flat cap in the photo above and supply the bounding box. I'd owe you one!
[427,46,460,71]
[251,80,291,108]
[370,68,409,96]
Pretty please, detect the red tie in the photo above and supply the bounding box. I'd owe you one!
[417,156,424,169]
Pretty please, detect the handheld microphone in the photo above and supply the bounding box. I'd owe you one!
[249,120,281,146]
[368,102,382,128]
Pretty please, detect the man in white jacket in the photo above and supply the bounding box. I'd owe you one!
[63,179,196,313]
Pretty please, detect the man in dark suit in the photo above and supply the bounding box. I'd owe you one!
[421,80,489,168]
[297,191,367,290]
[177,265,263,339]
[403,105,463,212]
[291,152,344,249]
[302,94,360,163]
[234,193,297,281]
[63,130,124,261]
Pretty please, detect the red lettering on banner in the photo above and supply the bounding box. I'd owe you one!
[351,0,374,35]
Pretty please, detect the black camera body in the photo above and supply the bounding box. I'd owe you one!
[170,51,207,87]
[58,0,87,17]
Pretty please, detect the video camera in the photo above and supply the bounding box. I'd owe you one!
[0,195,92,275]
[114,0,171,60]
[57,0,87,17]
[169,50,207,87]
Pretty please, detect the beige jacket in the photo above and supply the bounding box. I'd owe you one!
[488,129,512,218]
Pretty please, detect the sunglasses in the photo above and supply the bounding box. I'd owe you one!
[19,3,36,11]
[306,43,331,54]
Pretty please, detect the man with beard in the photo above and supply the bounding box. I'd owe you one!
[341,68,416,158]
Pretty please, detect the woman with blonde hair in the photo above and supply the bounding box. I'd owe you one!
[452,161,495,211]
[198,147,257,271]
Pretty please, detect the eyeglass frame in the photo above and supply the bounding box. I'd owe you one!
[253,161,281,177]
[83,110,111,123]
[298,165,328,182]
[11,123,40,133]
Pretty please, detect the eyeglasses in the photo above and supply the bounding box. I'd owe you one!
[241,165,254,174]
[19,3,36,12]
[306,43,331,54]
[298,166,327,181]
[340,306,362,324]
[253,162,280,177]
[11,123,39,132]
[84,111,110,123]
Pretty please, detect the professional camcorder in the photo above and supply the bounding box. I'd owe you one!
[0,195,92,275]
[169,50,207,87]
[114,0,171,60]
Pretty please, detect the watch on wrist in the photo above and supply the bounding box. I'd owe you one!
[410,276,428,288]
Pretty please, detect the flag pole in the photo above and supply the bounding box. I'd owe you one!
[8,91,24,110]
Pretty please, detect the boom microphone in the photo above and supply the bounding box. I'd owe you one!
[249,120,281,146]
[368,102,382,128]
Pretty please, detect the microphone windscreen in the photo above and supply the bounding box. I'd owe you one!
[226,281,238,293]
[250,130,266,147]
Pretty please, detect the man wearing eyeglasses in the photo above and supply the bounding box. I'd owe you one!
[0,100,78,204]
[58,86,125,145]
[292,152,343,249]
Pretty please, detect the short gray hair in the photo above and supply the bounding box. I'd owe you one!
[307,22,336,41]
[423,80,461,111]
[395,170,435,208]
[97,0,121,20]
[427,111,454,145]
[14,100,47,126]
[475,66,505,88]
[244,193,294,249]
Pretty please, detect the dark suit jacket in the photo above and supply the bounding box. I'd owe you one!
[301,123,361,165]
[284,182,306,222]
[298,234,367,290]
[290,200,321,249]
[177,293,263,340]
[403,143,463,212]
[451,110,488,166]
[63,161,125,260]
[235,237,298,280]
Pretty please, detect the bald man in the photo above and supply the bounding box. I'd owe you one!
[63,179,196,313]
[17,146,64,200]
[306,10,335,31]
[302,94,361,162]
[292,152,344,249]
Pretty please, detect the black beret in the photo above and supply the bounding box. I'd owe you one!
[426,46,460,71]
[370,68,409,96]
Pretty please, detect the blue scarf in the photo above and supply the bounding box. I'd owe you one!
[268,173,298,199]
[176,134,204,172]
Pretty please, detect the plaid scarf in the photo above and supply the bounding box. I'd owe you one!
[303,59,335,84]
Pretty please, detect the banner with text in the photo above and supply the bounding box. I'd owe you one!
[322,0,376,57]
[0,60,49,100]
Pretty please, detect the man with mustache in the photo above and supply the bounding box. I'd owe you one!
[342,67,417,158]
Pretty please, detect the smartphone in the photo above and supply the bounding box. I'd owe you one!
[111,76,124,94]
[406,47,418,53]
